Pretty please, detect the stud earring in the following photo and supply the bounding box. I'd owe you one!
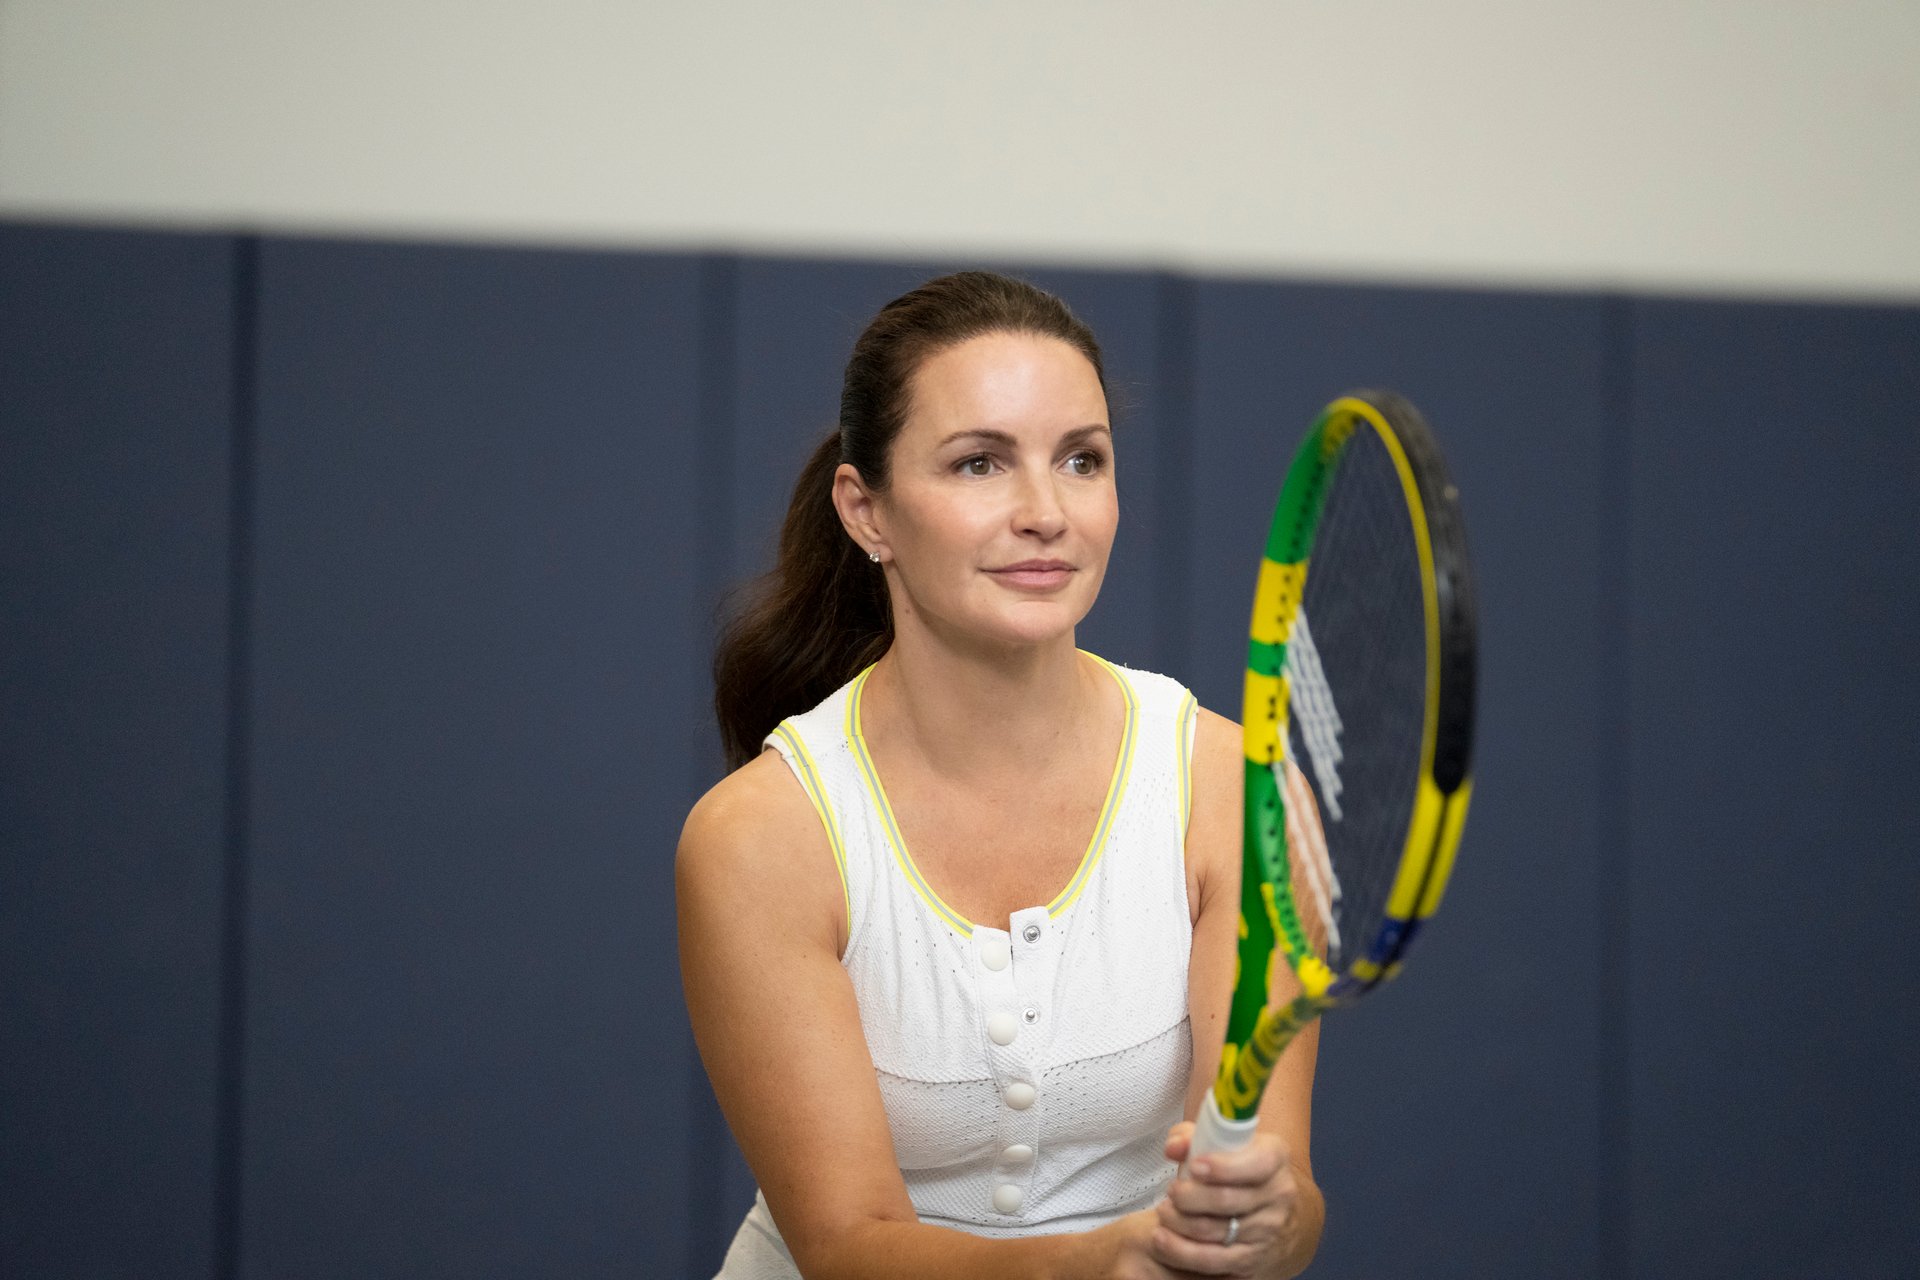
[869,551,882,563]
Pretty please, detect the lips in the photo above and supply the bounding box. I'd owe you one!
[987,560,1075,590]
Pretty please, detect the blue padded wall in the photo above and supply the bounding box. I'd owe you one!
[0,226,235,1277]
[1625,300,1920,1278]
[1185,281,1614,1277]
[6,219,1917,1280]
[238,240,708,1277]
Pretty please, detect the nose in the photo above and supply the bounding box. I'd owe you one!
[1013,467,1068,541]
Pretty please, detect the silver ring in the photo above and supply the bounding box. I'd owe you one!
[1223,1215,1240,1246]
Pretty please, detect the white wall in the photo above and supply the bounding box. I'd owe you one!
[2,0,1916,300]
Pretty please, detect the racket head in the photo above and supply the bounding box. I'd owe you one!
[1214,390,1477,1120]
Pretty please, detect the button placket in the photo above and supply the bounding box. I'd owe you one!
[973,927,1022,1046]
[986,906,1064,1219]
[994,1137,1036,1219]
[974,923,1040,1220]
[1006,906,1061,1057]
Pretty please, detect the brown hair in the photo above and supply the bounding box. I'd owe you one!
[711,270,1107,768]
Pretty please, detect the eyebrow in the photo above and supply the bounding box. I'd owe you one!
[936,424,1112,449]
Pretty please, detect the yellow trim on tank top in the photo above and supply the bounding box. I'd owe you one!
[771,721,853,933]
[1176,691,1198,841]
[844,652,1140,937]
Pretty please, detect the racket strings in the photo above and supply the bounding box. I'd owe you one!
[1283,610,1346,820]
[1277,754,1341,958]
[1287,427,1427,975]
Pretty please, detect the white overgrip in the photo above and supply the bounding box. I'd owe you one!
[1186,1089,1259,1164]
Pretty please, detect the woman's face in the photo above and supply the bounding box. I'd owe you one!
[850,330,1118,651]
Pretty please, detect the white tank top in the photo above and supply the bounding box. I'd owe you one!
[718,655,1200,1278]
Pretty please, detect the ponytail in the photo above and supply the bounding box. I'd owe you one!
[710,271,1105,771]
[712,431,890,769]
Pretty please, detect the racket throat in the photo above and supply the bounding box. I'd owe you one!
[1211,991,1332,1121]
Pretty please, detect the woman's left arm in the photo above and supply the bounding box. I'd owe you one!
[1158,707,1326,1278]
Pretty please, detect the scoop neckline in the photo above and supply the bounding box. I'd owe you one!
[842,652,1140,937]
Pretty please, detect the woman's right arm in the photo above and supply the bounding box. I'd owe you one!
[676,753,1168,1280]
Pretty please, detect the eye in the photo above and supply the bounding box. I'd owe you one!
[1063,450,1105,477]
[956,454,996,477]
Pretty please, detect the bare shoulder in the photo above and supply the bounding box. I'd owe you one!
[1184,706,1244,904]
[677,749,844,950]
[679,749,816,859]
[1190,705,1242,777]
[1190,706,1244,829]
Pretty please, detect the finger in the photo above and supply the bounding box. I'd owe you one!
[1164,1175,1269,1220]
[1163,1120,1196,1164]
[1185,1140,1289,1188]
[1149,1223,1244,1276]
[1156,1198,1251,1247]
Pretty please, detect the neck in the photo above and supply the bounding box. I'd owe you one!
[864,626,1106,782]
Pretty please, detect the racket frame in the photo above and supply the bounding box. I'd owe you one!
[1205,392,1477,1133]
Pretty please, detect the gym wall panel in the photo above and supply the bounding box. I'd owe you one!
[1185,280,1613,1278]
[9,218,1917,1278]
[239,240,707,1277]
[1625,300,1920,1278]
[0,225,234,1278]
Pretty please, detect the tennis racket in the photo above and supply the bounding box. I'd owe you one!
[1191,389,1478,1157]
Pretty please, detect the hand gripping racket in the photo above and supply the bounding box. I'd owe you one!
[1191,390,1479,1158]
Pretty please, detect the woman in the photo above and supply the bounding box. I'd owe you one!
[679,272,1324,1278]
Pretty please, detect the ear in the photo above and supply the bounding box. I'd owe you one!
[831,463,890,563]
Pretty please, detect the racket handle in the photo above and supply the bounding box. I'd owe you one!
[1188,1090,1259,1162]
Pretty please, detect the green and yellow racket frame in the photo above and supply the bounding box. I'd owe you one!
[1192,391,1478,1156]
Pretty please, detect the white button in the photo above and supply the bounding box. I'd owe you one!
[1022,924,1042,943]
[992,1183,1024,1214]
[980,937,1011,971]
[987,1011,1018,1045]
[1022,1007,1040,1024]
[1004,1081,1036,1110]
[1002,1144,1035,1166]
